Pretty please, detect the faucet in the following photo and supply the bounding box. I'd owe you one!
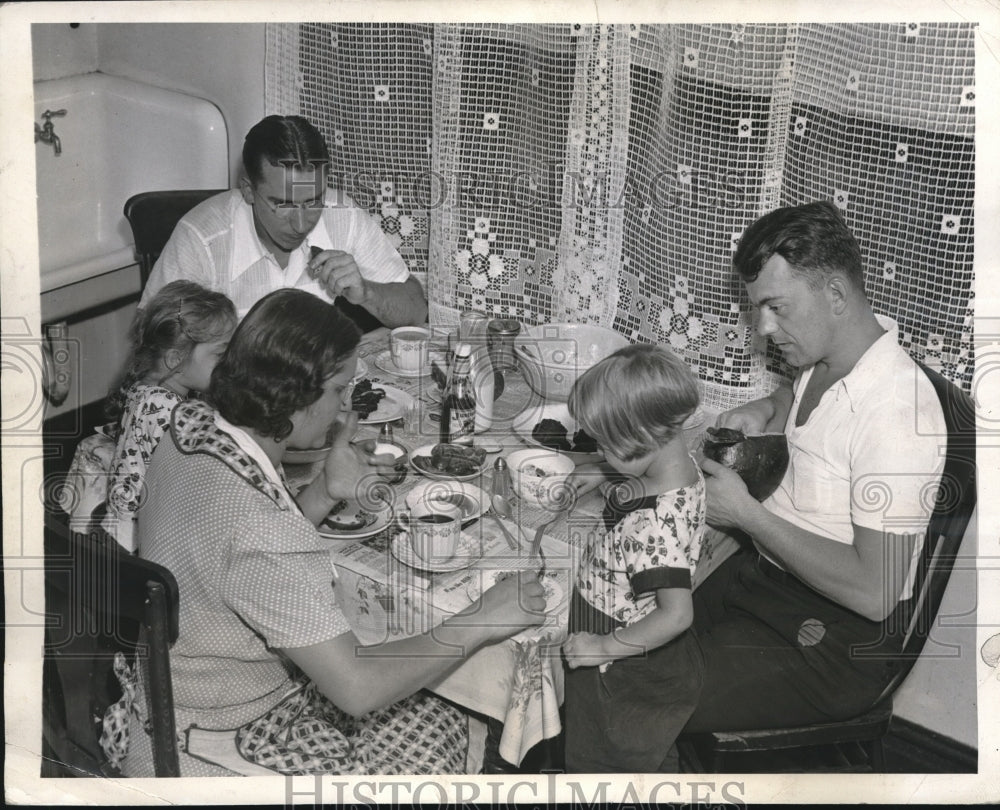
[35,109,66,155]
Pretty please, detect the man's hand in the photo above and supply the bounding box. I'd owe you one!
[715,399,772,433]
[309,249,369,305]
[716,383,794,433]
[700,456,758,529]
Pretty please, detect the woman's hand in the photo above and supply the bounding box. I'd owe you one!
[700,456,758,530]
[322,412,371,501]
[473,571,546,641]
[562,632,610,669]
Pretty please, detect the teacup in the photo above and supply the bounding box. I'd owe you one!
[390,326,431,374]
[398,502,462,564]
[372,440,408,484]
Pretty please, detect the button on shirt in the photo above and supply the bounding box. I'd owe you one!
[139,189,410,318]
[760,315,946,599]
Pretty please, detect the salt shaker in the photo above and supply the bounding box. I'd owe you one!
[491,456,513,512]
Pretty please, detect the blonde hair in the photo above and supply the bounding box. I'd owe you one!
[567,343,699,461]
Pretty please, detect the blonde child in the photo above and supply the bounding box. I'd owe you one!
[561,343,705,773]
[102,281,236,551]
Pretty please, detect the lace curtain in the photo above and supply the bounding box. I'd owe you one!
[266,22,975,408]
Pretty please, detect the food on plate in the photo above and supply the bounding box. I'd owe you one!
[531,418,597,454]
[351,378,387,419]
[414,444,487,477]
[531,418,571,451]
[570,429,598,454]
[701,426,789,501]
[322,498,377,531]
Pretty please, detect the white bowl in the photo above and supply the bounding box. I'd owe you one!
[515,323,630,402]
[506,447,576,510]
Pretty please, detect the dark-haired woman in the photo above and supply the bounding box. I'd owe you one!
[120,289,544,776]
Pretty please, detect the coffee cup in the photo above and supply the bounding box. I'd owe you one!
[390,326,431,373]
[399,502,462,564]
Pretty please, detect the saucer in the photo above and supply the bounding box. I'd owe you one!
[390,530,484,573]
[373,349,448,379]
[318,502,392,540]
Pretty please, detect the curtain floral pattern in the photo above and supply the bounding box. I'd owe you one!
[267,22,975,407]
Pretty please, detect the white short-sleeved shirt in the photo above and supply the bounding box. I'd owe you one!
[139,189,409,318]
[762,315,946,599]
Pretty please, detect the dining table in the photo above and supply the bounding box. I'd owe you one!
[282,325,721,769]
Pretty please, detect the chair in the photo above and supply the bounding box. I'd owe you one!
[123,189,225,288]
[678,363,977,773]
[42,510,181,777]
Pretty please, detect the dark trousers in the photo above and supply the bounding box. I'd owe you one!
[563,590,705,773]
[684,550,904,733]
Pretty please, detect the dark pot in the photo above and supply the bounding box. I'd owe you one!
[703,427,789,501]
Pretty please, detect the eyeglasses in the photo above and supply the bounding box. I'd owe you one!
[251,185,326,218]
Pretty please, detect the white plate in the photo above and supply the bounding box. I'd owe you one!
[404,480,488,524]
[391,530,484,573]
[511,402,604,464]
[318,502,392,540]
[285,384,412,463]
[359,384,412,424]
[408,443,487,482]
[373,349,448,379]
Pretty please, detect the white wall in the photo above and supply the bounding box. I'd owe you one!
[97,23,266,185]
[893,511,979,749]
[31,23,98,80]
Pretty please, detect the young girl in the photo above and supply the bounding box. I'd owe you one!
[102,280,237,551]
[561,343,706,773]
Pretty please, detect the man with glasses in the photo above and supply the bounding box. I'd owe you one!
[139,115,427,331]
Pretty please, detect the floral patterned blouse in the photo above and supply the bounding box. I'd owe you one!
[575,464,706,627]
[102,383,183,552]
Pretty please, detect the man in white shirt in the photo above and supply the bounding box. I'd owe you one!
[685,201,946,732]
[139,115,428,330]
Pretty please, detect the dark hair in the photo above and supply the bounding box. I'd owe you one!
[106,280,236,428]
[733,201,866,295]
[209,289,361,442]
[242,115,330,185]
[568,343,700,462]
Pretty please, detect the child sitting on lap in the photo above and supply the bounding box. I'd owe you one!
[561,343,706,773]
[102,280,236,551]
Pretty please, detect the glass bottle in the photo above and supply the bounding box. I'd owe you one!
[439,342,476,446]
